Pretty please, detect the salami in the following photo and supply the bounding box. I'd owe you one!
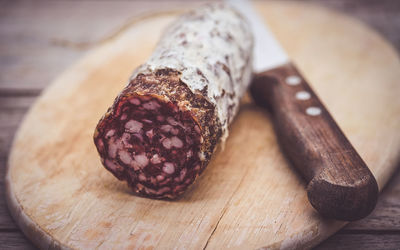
[94,3,253,199]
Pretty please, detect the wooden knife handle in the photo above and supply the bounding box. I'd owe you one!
[250,62,378,221]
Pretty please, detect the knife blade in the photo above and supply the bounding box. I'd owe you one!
[230,0,288,73]
[229,0,378,221]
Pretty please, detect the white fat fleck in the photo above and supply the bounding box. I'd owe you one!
[138,174,147,181]
[295,91,311,100]
[129,98,141,105]
[167,117,179,126]
[145,129,154,139]
[150,154,162,164]
[118,150,132,164]
[162,124,179,135]
[108,146,117,158]
[198,152,206,161]
[142,119,153,124]
[179,168,187,181]
[156,175,165,181]
[162,138,172,149]
[108,139,120,158]
[130,3,253,143]
[157,187,171,194]
[161,124,173,133]
[306,106,322,116]
[120,113,127,121]
[163,162,175,174]
[125,120,143,133]
[121,133,132,148]
[171,136,183,148]
[105,129,115,139]
[133,153,149,168]
[143,101,161,110]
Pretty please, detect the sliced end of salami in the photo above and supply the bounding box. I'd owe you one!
[94,2,253,199]
[94,90,204,199]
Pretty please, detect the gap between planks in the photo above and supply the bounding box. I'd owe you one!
[0,88,42,97]
[340,229,400,235]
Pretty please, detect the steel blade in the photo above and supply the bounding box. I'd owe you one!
[229,0,289,72]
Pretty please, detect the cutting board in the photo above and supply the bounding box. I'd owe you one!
[6,1,400,249]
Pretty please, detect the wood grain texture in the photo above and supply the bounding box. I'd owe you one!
[0,97,36,157]
[4,1,400,249]
[344,170,400,231]
[0,0,209,91]
[251,63,378,221]
[298,0,400,52]
[0,231,36,250]
[1,0,400,249]
[0,159,19,230]
[317,233,400,250]
[0,96,36,232]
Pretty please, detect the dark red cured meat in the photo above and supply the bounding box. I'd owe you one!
[93,3,253,199]
[94,71,216,199]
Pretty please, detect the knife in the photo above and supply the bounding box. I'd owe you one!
[229,0,378,221]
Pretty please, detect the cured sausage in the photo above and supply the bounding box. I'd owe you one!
[94,3,253,199]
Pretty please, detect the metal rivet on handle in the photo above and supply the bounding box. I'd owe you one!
[295,91,311,100]
[306,107,322,116]
[286,75,301,86]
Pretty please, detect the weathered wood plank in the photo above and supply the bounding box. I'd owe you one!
[0,0,205,91]
[345,165,400,230]
[0,96,37,110]
[1,0,399,92]
[1,157,19,230]
[301,0,400,51]
[0,231,36,250]
[315,233,400,249]
[1,0,400,249]
[0,160,17,230]
[316,167,400,248]
[0,97,36,157]
[0,97,36,231]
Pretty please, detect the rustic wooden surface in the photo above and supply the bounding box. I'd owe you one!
[0,0,399,249]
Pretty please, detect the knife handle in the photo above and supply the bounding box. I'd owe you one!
[250,62,378,221]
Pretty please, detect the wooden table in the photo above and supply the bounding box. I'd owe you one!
[1,0,399,249]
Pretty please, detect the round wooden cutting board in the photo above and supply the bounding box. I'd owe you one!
[6,1,400,249]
